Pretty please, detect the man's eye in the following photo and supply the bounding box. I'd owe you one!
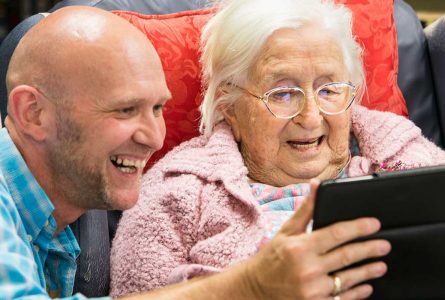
[153,104,164,117]
[117,107,136,114]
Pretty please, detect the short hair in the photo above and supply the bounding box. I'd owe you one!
[199,0,365,136]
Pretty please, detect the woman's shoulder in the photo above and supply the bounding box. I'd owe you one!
[351,104,414,128]
[156,122,237,165]
[351,105,420,151]
[350,105,445,169]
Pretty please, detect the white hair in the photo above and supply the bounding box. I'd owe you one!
[199,0,365,136]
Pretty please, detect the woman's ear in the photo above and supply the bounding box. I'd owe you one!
[7,85,51,142]
[218,101,242,142]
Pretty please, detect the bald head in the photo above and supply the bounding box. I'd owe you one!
[6,6,164,106]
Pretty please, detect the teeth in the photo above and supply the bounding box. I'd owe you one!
[289,139,320,149]
[110,155,147,170]
[292,141,317,149]
[137,160,145,168]
[117,166,136,174]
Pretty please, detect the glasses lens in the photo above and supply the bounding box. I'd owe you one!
[266,88,304,118]
[317,83,355,113]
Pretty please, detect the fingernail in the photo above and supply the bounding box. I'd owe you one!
[379,241,391,255]
[361,285,373,298]
[366,218,381,231]
[372,262,388,275]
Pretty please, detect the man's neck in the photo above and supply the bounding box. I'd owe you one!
[27,160,86,234]
[51,200,85,235]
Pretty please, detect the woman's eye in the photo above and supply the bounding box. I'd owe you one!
[270,89,300,104]
[271,92,291,102]
[319,88,334,96]
[318,88,342,101]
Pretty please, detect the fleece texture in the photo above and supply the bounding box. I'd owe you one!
[110,105,445,296]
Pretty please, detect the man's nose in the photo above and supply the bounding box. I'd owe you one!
[133,113,165,151]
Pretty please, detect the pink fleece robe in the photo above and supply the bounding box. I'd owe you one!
[110,105,445,297]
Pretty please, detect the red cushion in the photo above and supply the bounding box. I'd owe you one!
[113,3,407,168]
[336,0,407,117]
[113,9,214,169]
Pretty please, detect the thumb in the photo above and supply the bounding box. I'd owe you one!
[279,179,319,235]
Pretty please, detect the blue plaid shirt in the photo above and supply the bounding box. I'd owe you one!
[0,128,109,300]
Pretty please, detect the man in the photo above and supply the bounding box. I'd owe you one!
[1,5,170,299]
[0,5,389,300]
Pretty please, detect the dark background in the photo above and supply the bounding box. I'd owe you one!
[0,0,444,43]
[405,0,445,26]
[0,0,62,42]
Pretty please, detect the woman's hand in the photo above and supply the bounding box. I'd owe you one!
[245,180,391,300]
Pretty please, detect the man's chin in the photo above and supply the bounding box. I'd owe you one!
[105,191,139,210]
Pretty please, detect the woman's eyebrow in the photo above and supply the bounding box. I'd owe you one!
[263,70,293,82]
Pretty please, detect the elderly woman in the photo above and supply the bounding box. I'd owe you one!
[111,0,445,298]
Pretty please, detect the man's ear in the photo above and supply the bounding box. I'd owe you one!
[8,85,51,142]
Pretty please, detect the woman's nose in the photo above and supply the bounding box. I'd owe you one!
[292,94,322,129]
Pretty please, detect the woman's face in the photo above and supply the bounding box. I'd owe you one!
[222,25,352,186]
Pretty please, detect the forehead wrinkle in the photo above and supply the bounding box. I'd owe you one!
[260,59,344,88]
[252,28,347,87]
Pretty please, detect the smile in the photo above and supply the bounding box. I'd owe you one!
[287,136,324,149]
[110,155,147,174]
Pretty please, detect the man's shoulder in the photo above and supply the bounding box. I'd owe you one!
[0,165,16,212]
[0,160,23,223]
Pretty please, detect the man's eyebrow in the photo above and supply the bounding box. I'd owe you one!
[114,93,172,105]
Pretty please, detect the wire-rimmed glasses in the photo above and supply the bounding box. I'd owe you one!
[232,82,357,119]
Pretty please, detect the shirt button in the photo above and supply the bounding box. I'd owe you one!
[44,220,49,227]
[34,245,40,252]
[27,235,32,242]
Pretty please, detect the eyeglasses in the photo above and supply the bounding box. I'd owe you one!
[232,82,357,119]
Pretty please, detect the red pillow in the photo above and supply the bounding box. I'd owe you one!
[113,3,407,168]
[336,0,407,117]
[113,9,215,168]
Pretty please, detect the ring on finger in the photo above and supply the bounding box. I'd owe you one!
[332,275,342,295]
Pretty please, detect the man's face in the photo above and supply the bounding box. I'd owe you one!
[46,47,170,211]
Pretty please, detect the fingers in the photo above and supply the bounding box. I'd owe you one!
[322,239,391,273]
[333,284,374,300]
[332,261,387,293]
[318,263,385,300]
[280,179,319,235]
[310,217,382,254]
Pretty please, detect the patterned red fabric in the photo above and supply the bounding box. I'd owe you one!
[113,9,215,168]
[336,0,408,117]
[113,2,407,168]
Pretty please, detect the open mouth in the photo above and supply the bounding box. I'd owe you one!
[110,155,147,174]
[287,136,324,149]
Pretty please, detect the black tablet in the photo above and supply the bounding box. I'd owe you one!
[313,165,445,300]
